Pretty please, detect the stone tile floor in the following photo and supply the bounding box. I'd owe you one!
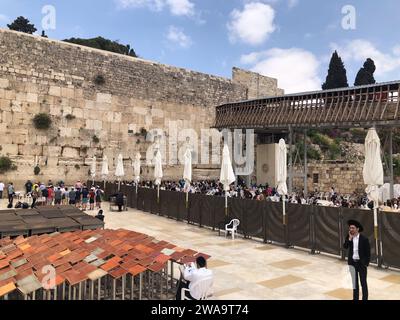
[2,199,400,300]
[92,204,400,300]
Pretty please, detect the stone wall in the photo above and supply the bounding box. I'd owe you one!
[293,161,365,195]
[232,67,284,99]
[0,29,282,189]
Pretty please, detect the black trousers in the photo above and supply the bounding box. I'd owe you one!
[176,279,195,300]
[352,261,368,300]
[31,198,36,208]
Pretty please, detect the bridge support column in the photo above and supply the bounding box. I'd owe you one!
[390,129,394,199]
[304,129,308,198]
[288,126,293,195]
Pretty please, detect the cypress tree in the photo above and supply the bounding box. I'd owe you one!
[354,58,376,86]
[322,51,349,90]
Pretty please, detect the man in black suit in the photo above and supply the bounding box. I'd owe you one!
[343,220,371,300]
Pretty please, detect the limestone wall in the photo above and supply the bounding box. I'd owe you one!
[232,67,284,99]
[293,162,365,195]
[0,29,282,189]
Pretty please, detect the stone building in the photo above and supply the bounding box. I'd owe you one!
[0,29,283,189]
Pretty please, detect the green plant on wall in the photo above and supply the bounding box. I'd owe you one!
[294,142,321,161]
[94,75,105,85]
[92,135,100,143]
[0,156,17,173]
[140,127,147,137]
[34,166,40,175]
[65,114,76,120]
[80,146,88,154]
[33,113,52,130]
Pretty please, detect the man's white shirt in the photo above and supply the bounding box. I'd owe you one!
[183,265,213,300]
[352,233,360,260]
[0,182,4,191]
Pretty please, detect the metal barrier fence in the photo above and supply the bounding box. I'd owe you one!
[96,181,400,270]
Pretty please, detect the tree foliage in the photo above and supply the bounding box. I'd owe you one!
[7,16,37,34]
[354,58,376,86]
[63,37,137,57]
[322,51,349,90]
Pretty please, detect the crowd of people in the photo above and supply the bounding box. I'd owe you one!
[3,178,400,212]
[116,179,384,210]
[0,180,104,210]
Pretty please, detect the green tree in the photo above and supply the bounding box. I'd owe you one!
[354,58,376,86]
[63,37,137,57]
[7,16,37,34]
[322,51,349,90]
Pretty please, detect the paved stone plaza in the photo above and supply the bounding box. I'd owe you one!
[85,203,400,300]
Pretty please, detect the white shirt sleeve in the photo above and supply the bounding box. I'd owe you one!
[183,266,195,282]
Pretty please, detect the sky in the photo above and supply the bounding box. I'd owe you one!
[0,0,399,93]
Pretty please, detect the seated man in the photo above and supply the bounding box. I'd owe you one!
[176,256,213,300]
[95,209,105,221]
[111,191,125,212]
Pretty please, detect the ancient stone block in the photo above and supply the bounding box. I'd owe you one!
[0,78,9,89]
[96,93,112,104]
[49,86,61,96]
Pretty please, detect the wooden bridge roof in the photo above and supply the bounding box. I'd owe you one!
[214,80,400,132]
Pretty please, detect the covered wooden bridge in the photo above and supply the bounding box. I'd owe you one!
[214,81,400,197]
[215,81,400,130]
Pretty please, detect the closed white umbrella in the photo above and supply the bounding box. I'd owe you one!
[101,155,109,190]
[220,144,235,215]
[115,154,125,191]
[363,128,384,248]
[90,156,96,187]
[276,139,288,225]
[133,152,141,194]
[183,148,192,207]
[154,149,163,202]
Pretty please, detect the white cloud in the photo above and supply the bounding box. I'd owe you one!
[166,26,193,48]
[393,45,400,56]
[241,48,321,93]
[166,0,194,16]
[288,0,299,8]
[227,2,276,46]
[117,0,164,11]
[116,0,194,16]
[330,39,400,77]
[0,14,10,24]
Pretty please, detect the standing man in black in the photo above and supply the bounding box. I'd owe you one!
[115,191,124,212]
[25,180,33,195]
[343,220,371,300]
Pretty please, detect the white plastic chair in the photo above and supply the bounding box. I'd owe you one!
[181,276,214,300]
[225,219,240,240]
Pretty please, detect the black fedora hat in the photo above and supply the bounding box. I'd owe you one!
[347,219,364,232]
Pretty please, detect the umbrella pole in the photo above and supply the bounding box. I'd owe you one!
[104,180,106,192]
[282,197,286,225]
[374,204,379,262]
[118,179,121,191]
[136,183,138,194]
[186,191,189,209]
[157,185,160,204]
[225,192,228,216]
